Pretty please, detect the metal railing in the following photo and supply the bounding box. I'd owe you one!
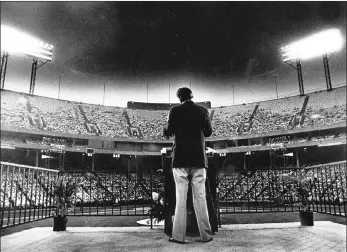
[0,162,59,228]
[60,170,162,217]
[308,161,346,216]
[217,161,346,217]
[1,161,345,229]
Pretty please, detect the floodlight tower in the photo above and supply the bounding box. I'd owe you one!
[281,28,344,95]
[1,25,53,94]
[0,51,9,90]
[29,56,52,95]
[322,54,332,91]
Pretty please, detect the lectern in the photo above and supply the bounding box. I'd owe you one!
[161,148,218,236]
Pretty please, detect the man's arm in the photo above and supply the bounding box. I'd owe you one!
[163,108,175,138]
[203,109,212,137]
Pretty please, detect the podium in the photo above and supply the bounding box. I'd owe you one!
[161,151,219,236]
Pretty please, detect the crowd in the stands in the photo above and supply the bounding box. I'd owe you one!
[127,110,169,140]
[1,87,346,140]
[81,105,130,138]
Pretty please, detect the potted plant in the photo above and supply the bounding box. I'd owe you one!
[278,168,316,226]
[51,174,79,231]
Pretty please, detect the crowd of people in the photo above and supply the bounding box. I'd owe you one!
[81,105,130,139]
[211,104,254,138]
[0,87,346,140]
[263,133,346,147]
[304,106,346,127]
[127,110,169,140]
[1,92,36,131]
[29,97,89,135]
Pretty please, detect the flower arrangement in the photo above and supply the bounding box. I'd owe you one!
[278,168,316,212]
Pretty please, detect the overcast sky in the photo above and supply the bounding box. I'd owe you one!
[1,2,346,107]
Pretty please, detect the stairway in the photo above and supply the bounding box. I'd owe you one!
[77,105,89,123]
[122,110,134,136]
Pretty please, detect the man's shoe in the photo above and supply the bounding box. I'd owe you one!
[201,237,213,243]
[169,237,185,244]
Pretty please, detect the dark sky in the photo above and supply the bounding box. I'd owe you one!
[1,2,346,106]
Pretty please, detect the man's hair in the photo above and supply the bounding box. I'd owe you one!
[176,87,193,102]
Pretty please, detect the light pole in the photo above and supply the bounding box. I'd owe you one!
[323,54,332,91]
[232,82,235,104]
[58,74,61,99]
[274,75,278,99]
[1,25,53,95]
[169,81,171,104]
[1,52,9,90]
[103,80,106,105]
[281,28,344,95]
[296,60,304,96]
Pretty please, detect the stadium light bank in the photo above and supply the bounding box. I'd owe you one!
[1,24,54,94]
[281,28,344,96]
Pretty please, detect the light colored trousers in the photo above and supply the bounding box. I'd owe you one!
[172,168,212,242]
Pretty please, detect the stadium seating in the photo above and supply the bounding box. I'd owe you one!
[127,109,169,140]
[27,95,89,135]
[1,86,346,139]
[81,104,129,138]
[1,91,34,130]
[212,104,254,138]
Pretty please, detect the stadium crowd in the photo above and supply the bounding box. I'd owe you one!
[1,87,346,140]
[127,110,169,140]
[81,105,129,138]
[27,95,89,135]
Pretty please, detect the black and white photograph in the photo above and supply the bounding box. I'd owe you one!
[1,1,346,251]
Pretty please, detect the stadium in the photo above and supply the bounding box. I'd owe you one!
[1,2,346,252]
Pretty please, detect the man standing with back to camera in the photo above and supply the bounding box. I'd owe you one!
[163,87,213,243]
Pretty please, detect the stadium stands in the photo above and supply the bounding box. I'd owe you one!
[1,86,346,140]
[80,104,129,138]
[126,109,169,140]
[1,91,35,130]
[212,103,254,138]
[303,87,346,127]
[27,95,89,135]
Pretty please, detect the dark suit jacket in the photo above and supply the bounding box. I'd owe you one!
[163,100,212,168]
